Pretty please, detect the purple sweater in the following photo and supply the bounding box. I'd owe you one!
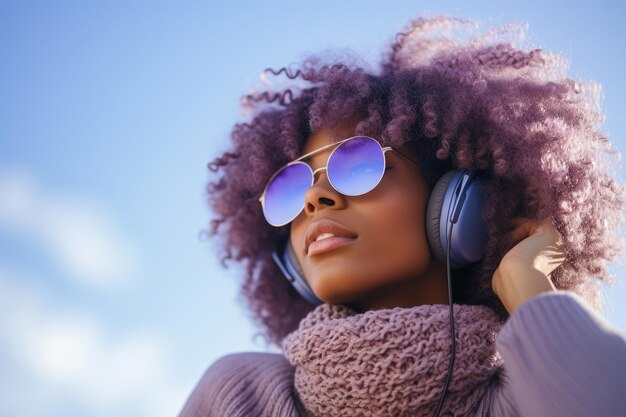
[177,291,626,416]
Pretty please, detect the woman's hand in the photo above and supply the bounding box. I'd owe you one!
[492,217,567,314]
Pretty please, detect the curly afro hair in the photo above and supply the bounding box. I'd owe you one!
[202,16,626,348]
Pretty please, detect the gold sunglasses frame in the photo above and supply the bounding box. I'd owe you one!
[258,135,421,227]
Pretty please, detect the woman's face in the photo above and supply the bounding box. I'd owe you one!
[289,125,449,311]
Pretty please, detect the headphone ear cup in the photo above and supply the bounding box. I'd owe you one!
[271,238,324,306]
[285,239,306,283]
[426,170,457,266]
[426,169,488,269]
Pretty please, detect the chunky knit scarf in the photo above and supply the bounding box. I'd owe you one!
[281,302,505,417]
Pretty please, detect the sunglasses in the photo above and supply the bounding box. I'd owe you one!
[258,135,421,227]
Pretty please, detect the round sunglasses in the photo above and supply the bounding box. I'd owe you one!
[258,135,421,227]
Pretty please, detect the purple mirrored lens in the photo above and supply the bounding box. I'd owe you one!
[328,136,385,195]
[264,162,312,226]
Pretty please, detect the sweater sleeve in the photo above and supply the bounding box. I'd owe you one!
[489,290,626,417]
[176,351,308,417]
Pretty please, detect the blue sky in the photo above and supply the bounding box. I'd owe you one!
[1,1,625,416]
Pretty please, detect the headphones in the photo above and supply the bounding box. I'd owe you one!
[271,168,489,305]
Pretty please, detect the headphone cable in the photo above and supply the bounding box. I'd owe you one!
[432,217,456,417]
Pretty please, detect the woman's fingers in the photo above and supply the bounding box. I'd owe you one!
[500,217,566,276]
[505,217,539,245]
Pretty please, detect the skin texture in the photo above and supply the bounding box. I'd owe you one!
[493,218,566,314]
[287,125,568,315]
[289,124,450,312]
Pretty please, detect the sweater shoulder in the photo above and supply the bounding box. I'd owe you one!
[489,290,626,417]
[177,351,307,417]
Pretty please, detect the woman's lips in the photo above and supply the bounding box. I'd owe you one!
[307,236,357,256]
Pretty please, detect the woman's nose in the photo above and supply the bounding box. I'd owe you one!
[303,171,347,216]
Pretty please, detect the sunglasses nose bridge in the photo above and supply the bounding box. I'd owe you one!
[303,164,349,218]
[311,166,327,180]
[310,165,339,193]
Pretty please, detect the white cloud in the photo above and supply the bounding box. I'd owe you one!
[0,264,187,417]
[0,167,140,288]
[28,315,101,382]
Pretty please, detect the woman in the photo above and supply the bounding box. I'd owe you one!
[179,16,626,417]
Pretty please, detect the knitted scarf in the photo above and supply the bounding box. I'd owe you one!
[281,302,505,417]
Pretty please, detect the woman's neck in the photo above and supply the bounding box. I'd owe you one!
[345,259,450,313]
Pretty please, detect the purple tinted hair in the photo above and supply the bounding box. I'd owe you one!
[202,16,626,348]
